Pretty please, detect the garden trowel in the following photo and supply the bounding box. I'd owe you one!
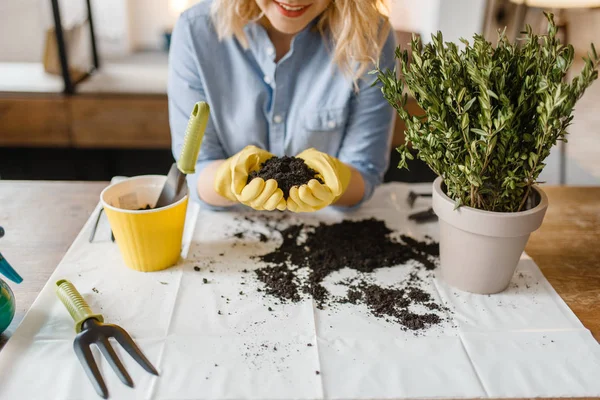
[155,101,210,208]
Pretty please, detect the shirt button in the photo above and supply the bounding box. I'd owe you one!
[273,115,283,124]
[264,75,272,84]
[327,120,336,129]
[267,47,275,56]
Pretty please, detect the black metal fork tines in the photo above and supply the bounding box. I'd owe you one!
[74,318,158,399]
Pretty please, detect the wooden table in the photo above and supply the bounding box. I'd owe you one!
[0,181,107,348]
[526,186,600,341]
[1,181,599,350]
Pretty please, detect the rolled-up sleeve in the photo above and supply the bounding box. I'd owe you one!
[336,27,396,208]
[168,12,227,209]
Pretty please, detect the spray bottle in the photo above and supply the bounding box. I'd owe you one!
[0,226,23,334]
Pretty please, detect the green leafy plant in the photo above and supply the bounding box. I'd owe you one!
[374,13,599,212]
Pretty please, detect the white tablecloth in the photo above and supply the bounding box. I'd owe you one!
[0,182,599,399]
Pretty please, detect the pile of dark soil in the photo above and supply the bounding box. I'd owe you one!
[247,156,323,199]
[253,218,446,331]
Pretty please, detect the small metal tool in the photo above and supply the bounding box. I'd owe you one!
[88,207,115,243]
[155,101,210,208]
[56,279,158,399]
[408,208,438,224]
[407,191,433,208]
[89,208,115,244]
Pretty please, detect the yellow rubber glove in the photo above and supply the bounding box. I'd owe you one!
[287,148,352,213]
[214,145,286,211]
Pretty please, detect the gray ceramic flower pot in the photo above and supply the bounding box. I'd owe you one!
[431,177,549,294]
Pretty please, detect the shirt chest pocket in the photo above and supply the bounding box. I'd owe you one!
[302,107,348,155]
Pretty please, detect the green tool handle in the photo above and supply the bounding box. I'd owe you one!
[177,101,210,174]
[55,279,104,333]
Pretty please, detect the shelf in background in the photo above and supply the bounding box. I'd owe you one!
[0,52,168,96]
[71,95,170,148]
[0,63,65,93]
[77,51,168,94]
[0,96,70,147]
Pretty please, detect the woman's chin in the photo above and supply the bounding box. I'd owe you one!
[267,19,309,35]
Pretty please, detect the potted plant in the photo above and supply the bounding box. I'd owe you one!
[374,13,599,294]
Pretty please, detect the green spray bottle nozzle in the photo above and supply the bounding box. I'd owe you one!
[0,227,23,284]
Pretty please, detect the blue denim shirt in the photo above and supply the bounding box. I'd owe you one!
[168,0,396,209]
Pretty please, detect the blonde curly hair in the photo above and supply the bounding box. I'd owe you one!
[210,0,391,82]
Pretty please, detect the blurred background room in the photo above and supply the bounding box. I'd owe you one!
[0,0,598,185]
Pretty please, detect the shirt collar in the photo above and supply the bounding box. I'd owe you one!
[244,16,320,62]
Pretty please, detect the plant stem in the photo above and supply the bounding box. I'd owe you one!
[519,122,551,212]
[470,185,475,207]
[518,185,531,212]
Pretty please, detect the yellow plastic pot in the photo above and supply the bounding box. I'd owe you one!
[100,175,189,272]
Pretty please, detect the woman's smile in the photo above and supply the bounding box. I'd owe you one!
[272,1,312,18]
[255,0,329,34]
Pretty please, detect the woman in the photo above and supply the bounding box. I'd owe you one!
[168,0,395,211]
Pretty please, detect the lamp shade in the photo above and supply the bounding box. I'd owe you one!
[510,0,600,8]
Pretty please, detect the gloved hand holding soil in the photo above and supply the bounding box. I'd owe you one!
[248,148,351,213]
[287,148,351,212]
[215,145,352,212]
[247,155,323,200]
[214,145,287,211]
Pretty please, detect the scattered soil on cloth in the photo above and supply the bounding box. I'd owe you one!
[253,218,447,331]
[247,156,323,199]
[256,232,269,243]
[255,265,301,302]
[231,230,270,243]
[357,284,441,330]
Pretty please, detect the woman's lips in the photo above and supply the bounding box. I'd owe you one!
[273,1,312,18]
